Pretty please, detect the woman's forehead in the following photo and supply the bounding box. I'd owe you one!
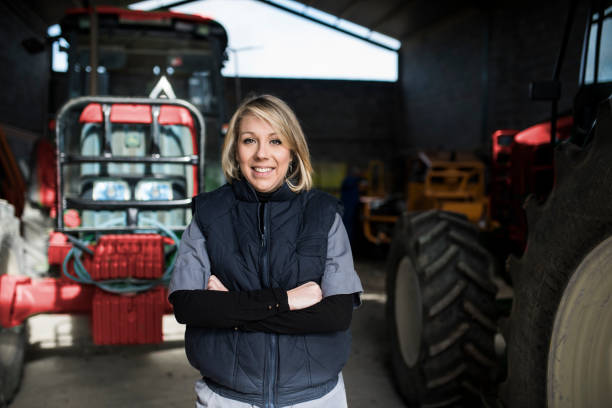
[239,114,273,131]
[239,114,289,140]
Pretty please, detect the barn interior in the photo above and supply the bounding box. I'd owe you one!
[1,0,611,407]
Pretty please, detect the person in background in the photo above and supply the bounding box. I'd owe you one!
[340,165,365,243]
[169,94,363,407]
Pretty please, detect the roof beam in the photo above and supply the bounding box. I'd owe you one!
[152,0,199,11]
[255,0,398,51]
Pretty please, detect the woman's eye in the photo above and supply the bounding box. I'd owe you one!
[270,139,282,145]
[242,138,255,144]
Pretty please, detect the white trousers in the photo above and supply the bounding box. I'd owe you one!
[195,373,348,408]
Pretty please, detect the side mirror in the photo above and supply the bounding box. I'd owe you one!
[529,80,562,101]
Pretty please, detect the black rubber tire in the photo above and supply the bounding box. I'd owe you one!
[500,99,612,407]
[386,210,498,407]
[0,325,26,407]
[0,200,27,406]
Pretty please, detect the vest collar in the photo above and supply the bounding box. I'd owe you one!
[232,179,297,202]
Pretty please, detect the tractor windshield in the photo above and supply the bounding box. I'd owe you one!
[582,3,612,84]
[60,7,227,114]
[58,7,228,191]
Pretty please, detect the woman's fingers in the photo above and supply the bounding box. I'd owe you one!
[208,275,229,291]
[287,281,322,311]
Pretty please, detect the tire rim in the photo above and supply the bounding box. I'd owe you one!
[394,256,423,366]
[547,235,612,407]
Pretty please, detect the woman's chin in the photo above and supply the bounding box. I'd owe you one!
[247,176,283,193]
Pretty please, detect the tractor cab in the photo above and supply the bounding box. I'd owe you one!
[52,6,228,190]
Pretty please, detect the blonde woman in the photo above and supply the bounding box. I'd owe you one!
[169,95,362,407]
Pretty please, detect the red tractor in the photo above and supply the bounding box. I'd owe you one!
[0,6,228,404]
[0,96,205,402]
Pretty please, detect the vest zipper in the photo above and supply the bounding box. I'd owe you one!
[260,202,278,408]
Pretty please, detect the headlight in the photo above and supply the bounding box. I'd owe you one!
[92,180,130,201]
[135,180,173,201]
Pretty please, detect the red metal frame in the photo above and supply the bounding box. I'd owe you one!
[89,234,165,280]
[0,275,94,329]
[490,115,574,252]
[92,287,166,345]
[35,138,58,211]
[0,274,173,343]
[514,115,573,146]
[109,104,152,124]
[18,228,173,344]
[79,103,103,123]
[65,6,214,24]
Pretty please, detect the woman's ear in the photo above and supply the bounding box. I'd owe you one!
[288,154,296,175]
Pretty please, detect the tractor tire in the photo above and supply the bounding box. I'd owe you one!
[0,200,27,406]
[500,98,612,408]
[386,210,498,407]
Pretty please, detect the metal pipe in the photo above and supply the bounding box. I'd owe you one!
[593,0,604,83]
[89,5,99,95]
[550,0,578,146]
[579,1,594,84]
[0,275,94,328]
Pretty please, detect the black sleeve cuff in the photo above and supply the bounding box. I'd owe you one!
[271,287,290,313]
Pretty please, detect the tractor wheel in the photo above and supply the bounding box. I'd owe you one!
[501,99,612,407]
[386,210,498,406]
[0,200,27,406]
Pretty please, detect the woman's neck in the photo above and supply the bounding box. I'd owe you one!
[256,189,276,202]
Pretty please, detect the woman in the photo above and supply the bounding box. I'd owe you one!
[169,95,363,407]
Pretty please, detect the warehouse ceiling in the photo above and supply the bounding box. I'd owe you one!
[270,0,476,40]
[19,0,479,41]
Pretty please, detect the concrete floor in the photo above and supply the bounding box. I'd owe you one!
[10,258,406,408]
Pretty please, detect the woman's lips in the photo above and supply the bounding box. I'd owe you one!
[252,167,274,175]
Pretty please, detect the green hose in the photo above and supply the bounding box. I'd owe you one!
[62,217,180,294]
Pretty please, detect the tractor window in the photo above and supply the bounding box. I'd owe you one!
[584,5,612,84]
[109,124,149,176]
[68,34,222,116]
[497,134,515,146]
[153,124,195,198]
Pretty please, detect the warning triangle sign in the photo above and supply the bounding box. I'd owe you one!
[149,75,177,99]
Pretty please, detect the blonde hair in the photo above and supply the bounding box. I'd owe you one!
[221,94,313,192]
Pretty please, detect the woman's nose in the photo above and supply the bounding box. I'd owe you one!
[255,142,268,158]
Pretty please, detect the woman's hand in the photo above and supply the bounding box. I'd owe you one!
[208,275,229,291]
[287,282,322,311]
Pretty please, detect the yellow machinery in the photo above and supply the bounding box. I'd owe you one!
[361,152,489,244]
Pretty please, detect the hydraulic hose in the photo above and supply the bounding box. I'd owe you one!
[61,217,180,294]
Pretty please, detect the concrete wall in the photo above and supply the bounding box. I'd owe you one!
[486,0,586,130]
[398,0,587,152]
[224,77,402,166]
[0,1,50,162]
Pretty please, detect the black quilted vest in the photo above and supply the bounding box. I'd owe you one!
[185,179,351,407]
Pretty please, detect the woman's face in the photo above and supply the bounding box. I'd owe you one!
[236,114,292,193]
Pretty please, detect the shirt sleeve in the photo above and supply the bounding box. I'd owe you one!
[239,294,353,334]
[321,213,364,306]
[168,220,292,328]
[168,219,211,295]
[169,288,290,328]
